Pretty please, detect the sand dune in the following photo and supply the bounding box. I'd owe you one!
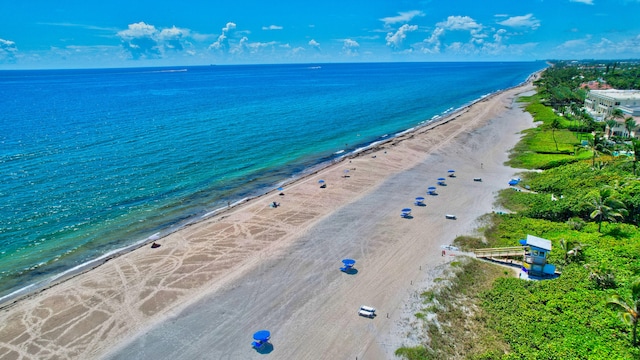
[0,81,536,360]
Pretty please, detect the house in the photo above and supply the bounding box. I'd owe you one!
[584,89,640,121]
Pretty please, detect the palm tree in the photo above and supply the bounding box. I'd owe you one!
[588,187,627,232]
[612,108,625,123]
[625,117,637,139]
[558,238,584,265]
[605,119,618,138]
[588,132,606,167]
[607,278,640,346]
[632,139,640,176]
[550,118,561,151]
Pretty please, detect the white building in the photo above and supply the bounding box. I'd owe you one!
[584,89,640,121]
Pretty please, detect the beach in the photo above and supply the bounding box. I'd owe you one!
[0,79,537,359]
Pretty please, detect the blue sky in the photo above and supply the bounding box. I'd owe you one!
[1,0,639,69]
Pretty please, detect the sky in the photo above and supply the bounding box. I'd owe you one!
[1,0,640,69]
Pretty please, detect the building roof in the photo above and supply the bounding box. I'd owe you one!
[580,81,612,90]
[526,234,552,251]
[589,89,640,101]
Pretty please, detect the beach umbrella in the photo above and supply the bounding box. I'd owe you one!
[318,179,325,184]
[448,169,455,173]
[253,330,271,342]
[415,197,425,201]
[277,187,284,191]
[342,258,356,266]
[402,208,411,213]
[428,186,437,191]
[437,177,446,181]
[508,179,519,186]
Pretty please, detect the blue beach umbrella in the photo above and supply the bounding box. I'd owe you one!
[508,179,519,186]
[277,187,284,191]
[402,208,411,213]
[428,187,437,191]
[437,177,446,181]
[415,197,425,201]
[448,169,455,173]
[253,330,271,342]
[342,258,356,267]
[318,179,325,184]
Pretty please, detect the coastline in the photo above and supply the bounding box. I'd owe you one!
[0,71,541,359]
[0,72,535,309]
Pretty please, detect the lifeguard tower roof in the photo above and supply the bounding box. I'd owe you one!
[526,234,552,251]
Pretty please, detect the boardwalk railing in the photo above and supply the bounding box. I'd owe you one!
[474,246,526,259]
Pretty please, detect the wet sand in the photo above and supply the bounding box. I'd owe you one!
[0,80,537,360]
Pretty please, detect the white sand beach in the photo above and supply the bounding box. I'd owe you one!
[0,80,537,360]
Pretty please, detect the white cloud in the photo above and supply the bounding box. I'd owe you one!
[116,22,195,59]
[308,39,321,51]
[262,25,283,30]
[497,14,540,30]
[556,34,640,56]
[117,22,162,58]
[558,35,592,49]
[385,24,418,49]
[416,15,539,58]
[222,22,236,33]
[0,38,18,62]
[570,0,594,4]
[380,10,424,27]
[421,27,445,53]
[421,16,484,54]
[437,16,482,31]
[209,22,237,51]
[493,28,507,43]
[342,39,360,56]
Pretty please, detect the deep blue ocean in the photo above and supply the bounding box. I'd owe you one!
[0,62,545,301]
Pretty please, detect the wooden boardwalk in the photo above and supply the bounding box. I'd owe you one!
[474,246,526,259]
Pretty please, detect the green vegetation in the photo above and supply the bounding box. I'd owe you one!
[396,61,640,359]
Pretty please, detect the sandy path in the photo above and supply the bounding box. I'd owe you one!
[0,82,536,360]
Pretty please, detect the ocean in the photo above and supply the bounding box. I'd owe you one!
[0,61,545,302]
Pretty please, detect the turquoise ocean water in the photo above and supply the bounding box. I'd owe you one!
[0,62,545,301]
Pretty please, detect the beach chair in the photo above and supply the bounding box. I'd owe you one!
[473,177,482,182]
[445,214,457,220]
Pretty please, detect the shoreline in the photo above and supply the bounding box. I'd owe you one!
[0,74,535,309]
[0,69,544,356]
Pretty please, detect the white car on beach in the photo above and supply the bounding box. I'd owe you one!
[358,305,376,318]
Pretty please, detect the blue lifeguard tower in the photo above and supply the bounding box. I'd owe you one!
[519,235,555,277]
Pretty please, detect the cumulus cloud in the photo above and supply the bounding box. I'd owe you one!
[342,39,360,56]
[117,22,191,59]
[262,25,283,30]
[385,24,418,49]
[417,15,536,57]
[420,16,485,53]
[0,38,18,62]
[570,0,594,4]
[497,14,541,30]
[308,39,321,51]
[209,22,237,51]
[438,16,482,31]
[380,10,425,27]
[556,34,640,57]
